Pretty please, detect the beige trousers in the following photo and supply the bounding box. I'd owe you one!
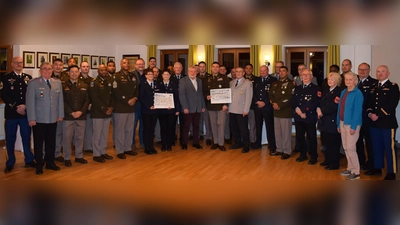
[340,121,361,175]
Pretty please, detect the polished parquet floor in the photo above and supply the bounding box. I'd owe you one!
[0,125,387,180]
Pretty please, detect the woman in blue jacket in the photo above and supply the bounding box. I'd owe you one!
[337,72,364,180]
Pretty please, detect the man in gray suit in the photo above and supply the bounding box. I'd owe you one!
[179,66,206,150]
[26,62,64,175]
[228,67,253,153]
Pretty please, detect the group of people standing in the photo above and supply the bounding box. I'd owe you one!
[2,55,399,180]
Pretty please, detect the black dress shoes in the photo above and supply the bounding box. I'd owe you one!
[383,173,396,180]
[182,144,188,150]
[4,166,13,173]
[45,164,61,171]
[64,160,72,167]
[101,154,113,160]
[320,161,329,167]
[206,139,212,145]
[152,148,158,154]
[93,156,105,163]
[308,159,317,165]
[25,162,36,168]
[252,144,261,150]
[167,146,172,151]
[192,144,203,149]
[210,144,219,150]
[281,153,290,160]
[55,156,64,162]
[296,156,308,162]
[229,144,243,149]
[242,147,250,153]
[117,153,126,159]
[325,166,339,170]
[161,146,166,152]
[36,168,43,175]
[125,150,138,156]
[144,149,153,155]
[365,169,382,176]
[225,139,231,144]
[219,146,226,151]
[75,158,88,164]
[270,151,282,156]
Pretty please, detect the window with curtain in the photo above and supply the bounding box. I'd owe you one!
[160,49,188,72]
[218,48,250,72]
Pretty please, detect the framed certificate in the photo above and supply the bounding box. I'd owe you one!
[154,93,175,109]
[210,88,231,104]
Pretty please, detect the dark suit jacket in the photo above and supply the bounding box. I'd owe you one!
[253,75,277,111]
[171,74,186,89]
[1,71,32,119]
[156,80,180,114]
[317,86,341,133]
[139,81,158,115]
[292,83,321,124]
[358,75,377,124]
[179,76,205,113]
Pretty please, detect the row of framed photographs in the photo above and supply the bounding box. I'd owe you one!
[22,51,115,69]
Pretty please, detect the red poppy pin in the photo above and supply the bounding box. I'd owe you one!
[334,96,340,104]
[306,107,309,111]
[317,91,321,97]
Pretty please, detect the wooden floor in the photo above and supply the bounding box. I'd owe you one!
[0,125,387,180]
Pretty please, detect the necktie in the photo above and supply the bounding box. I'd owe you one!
[46,80,51,89]
[177,75,180,80]
[303,85,307,89]
[165,83,168,87]
[73,82,77,87]
[262,78,265,83]
[235,80,239,87]
[150,83,153,89]
[378,83,382,88]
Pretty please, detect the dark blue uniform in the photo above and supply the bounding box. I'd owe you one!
[252,75,277,150]
[317,86,341,169]
[367,80,399,175]
[356,76,378,170]
[139,81,159,153]
[171,74,186,145]
[156,80,180,150]
[292,83,321,162]
[1,72,34,168]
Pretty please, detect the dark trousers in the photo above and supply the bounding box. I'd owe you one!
[182,113,200,145]
[370,127,398,173]
[159,113,176,148]
[32,122,57,168]
[356,124,374,169]
[174,113,185,144]
[254,109,276,149]
[321,131,341,168]
[5,118,34,166]
[142,113,158,150]
[133,101,144,146]
[230,113,250,148]
[295,121,318,160]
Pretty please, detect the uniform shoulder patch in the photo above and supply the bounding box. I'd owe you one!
[317,91,322,97]
[334,96,340,104]
[0,81,3,90]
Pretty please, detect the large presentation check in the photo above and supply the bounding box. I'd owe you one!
[154,93,175,109]
[210,88,232,104]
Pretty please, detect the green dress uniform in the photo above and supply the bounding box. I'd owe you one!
[79,74,95,152]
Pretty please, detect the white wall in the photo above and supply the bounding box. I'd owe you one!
[340,45,372,73]
[14,45,116,78]
[115,45,147,70]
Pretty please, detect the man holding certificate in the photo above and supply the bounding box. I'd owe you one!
[204,62,230,151]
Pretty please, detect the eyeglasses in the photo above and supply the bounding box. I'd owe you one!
[40,68,53,71]
[359,69,369,71]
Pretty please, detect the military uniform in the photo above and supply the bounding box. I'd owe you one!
[356,76,378,170]
[1,71,34,169]
[132,70,145,148]
[269,77,295,155]
[229,78,253,151]
[51,72,70,159]
[79,74,95,152]
[89,76,114,158]
[367,79,399,175]
[112,70,139,155]
[293,83,321,162]
[62,79,90,162]
[252,75,277,150]
[197,72,212,141]
[244,74,257,145]
[204,74,230,148]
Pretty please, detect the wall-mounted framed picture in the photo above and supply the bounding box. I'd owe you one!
[61,53,71,68]
[72,54,81,66]
[36,52,48,68]
[122,54,140,72]
[91,55,99,69]
[81,55,90,66]
[23,51,35,68]
[49,52,59,63]
[107,56,115,63]
[99,56,107,66]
